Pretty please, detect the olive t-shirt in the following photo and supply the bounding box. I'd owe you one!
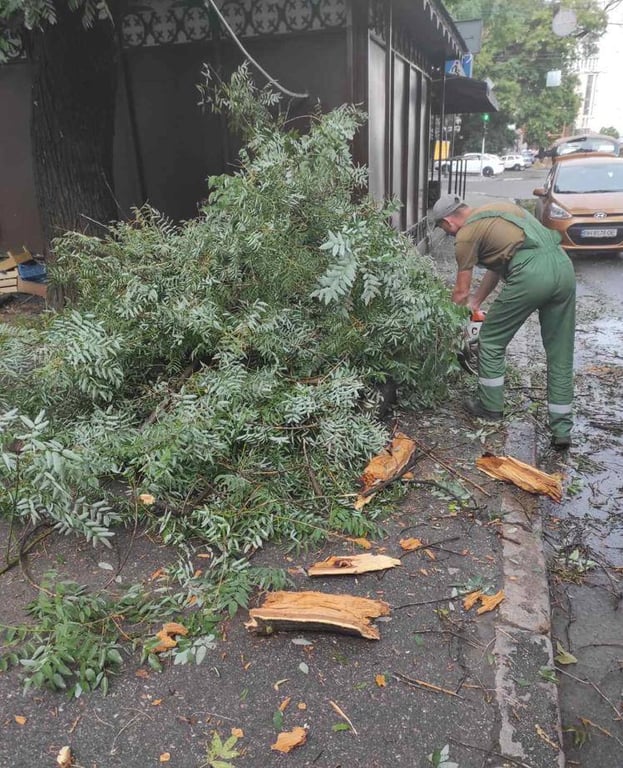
[455,202,526,274]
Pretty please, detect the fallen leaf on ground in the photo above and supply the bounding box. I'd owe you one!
[56,746,72,767]
[476,590,505,615]
[399,538,423,551]
[354,432,417,509]
[308,553,401,576]
[462,590,483,611]
[273,678,289,691]
[348,537,372,550]
[153,621,189,653]
[159,753,171,762]
[476,453,562,502]
[139,493,155,505]
[375,674,387,687]
[297,702,307,710]
[135,668,149,678]
[271,727,308,753]
[231,727,244,738]
[554,642,577,665]
[279,696,292,712]
[14,715,27,725]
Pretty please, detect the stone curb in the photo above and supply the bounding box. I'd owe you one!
[493,332,564,767]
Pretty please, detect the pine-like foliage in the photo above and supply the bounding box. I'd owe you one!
[0,66,463,691]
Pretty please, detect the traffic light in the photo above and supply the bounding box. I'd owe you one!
[482,113,490,123]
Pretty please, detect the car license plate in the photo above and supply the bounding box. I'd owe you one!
[580,228,617,238]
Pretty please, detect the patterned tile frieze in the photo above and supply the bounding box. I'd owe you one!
[122,0,346,48]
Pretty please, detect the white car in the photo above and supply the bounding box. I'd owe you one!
[436,152,505,176]
[501,154,527,170]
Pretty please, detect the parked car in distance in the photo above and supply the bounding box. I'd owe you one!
[501,154,527,170]
[521,150,535,166]
[435,152,504,176]
[533,153,623,254]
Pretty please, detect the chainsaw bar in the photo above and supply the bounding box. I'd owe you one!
[457,342,479,376]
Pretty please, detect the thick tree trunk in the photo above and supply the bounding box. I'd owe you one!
[25,2,120,252]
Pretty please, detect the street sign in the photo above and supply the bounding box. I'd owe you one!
[461,54,473,78]
[445,59,465,77]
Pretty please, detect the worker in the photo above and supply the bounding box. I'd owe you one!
[432,194,576,450]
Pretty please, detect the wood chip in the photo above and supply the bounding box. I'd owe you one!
[355,432,417,509]
[307,553,401,576]
[476,453,562,502]
[246,591,390,640]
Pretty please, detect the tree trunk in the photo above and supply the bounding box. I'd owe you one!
[25,2,120,253]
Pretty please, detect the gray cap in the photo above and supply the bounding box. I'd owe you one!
[432,193,464,225]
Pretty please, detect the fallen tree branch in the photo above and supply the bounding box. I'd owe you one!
[413,439,491,497]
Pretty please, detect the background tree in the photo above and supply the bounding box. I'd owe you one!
[599,126,620,139]
[0,0,121,253]
[444,0,609,150]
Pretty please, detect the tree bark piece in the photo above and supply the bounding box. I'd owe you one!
[307,553,401,576]
[354,431,417,509]
[245,591,390,639]
[476,453,562,502]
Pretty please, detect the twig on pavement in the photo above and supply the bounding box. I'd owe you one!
[393,671,463,698]
[329,700,358,735]
[556,666,623,722]
[449,738,533,767]
[412,439,492,497]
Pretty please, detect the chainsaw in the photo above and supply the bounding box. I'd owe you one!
[457,310,486,376]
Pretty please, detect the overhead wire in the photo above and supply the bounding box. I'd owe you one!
[203,0,309,100]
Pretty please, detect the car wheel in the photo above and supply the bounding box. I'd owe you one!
[482,166,493,177]
[513,164,521,170]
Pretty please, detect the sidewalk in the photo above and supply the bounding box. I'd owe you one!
[0,374,564,767]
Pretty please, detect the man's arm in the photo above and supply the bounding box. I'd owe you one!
[470,269,500,310]
[452,269,472,305]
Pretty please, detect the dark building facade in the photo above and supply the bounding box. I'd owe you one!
[0,0,472,253]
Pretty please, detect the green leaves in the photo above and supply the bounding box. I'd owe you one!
[428,744,459,768]
[445,0,607,149]
[205,731,241,768]
[0,67,463,695]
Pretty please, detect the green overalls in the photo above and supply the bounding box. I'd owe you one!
[467,208,576,440]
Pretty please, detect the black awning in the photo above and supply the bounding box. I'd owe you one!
[434,75,500,115]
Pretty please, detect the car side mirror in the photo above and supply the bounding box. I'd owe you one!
[533,187,546,197]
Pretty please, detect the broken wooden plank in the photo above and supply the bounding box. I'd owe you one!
[476,453,562,502]
[245,591,390,640]
[307,553,401,577]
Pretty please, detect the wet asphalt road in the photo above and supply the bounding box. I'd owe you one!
[466,167,623,765]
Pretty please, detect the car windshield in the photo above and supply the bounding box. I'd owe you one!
[557,139,618,156]
[553,163,623,194]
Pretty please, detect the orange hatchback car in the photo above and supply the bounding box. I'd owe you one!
[533,154,623,254]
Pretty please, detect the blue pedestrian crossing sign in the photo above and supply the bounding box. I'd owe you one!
[445,54,473,78]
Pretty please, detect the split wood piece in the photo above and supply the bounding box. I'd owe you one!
[308,553,401,576]
[355,431,417,510]
[245,591,390,640]
[476,453,562,502]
